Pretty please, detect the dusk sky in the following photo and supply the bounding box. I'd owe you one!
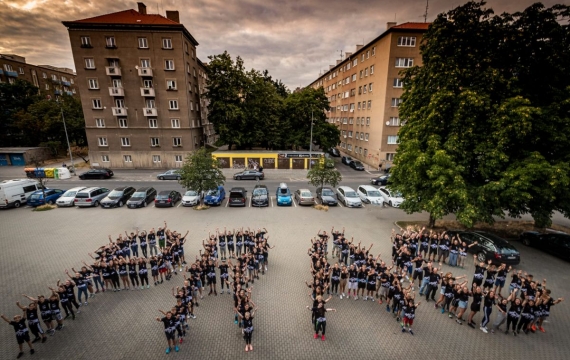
[0,0,563,89]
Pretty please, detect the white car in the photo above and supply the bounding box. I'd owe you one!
[181,190,201,207]
[378,186,403,207]
[56,187,87,207]
[357,185,385,205]
[336,186,363,208]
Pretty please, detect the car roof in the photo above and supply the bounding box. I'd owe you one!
[65,187,87,192]
[279,182,288,189]
[318,186,334,190]
[79,187,103,192]
[254,185,268,190]
[230,187,246,192]
[298,188,311,192]
[112,186,131,191]
[359,185,378,191]
[158,190,175,195]
[470,231,508,243]
[135,187,153,191]
[338,186,355,191]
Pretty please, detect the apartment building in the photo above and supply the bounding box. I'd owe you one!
[62,2,213,169]
[309,22,429,170]
[0,54,79,98]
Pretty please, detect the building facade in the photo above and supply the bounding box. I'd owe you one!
[0,54,79,98]
[62,2,213,169]
[308,22,429,170]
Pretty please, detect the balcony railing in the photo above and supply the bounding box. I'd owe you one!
[105,67,121,76]
[137,67,153,77]
[112,107,127,116]
[5,71,18,77]
[143,108,157,116]
[61,80,71,86]
[65,91,73,96]
[109,87,124,96]
[140,87,155,97]
[54,90,62,95]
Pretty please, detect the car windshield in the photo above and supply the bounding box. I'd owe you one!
[30,194,42,199]
[354,162,363,166]
[391,190,402,197]
[230,192,244,198]
[279,188,289,195]
[132,192,146,198]
[108,190,123,198]
[184,191,197,196]
[367,190,382,197]
[253,188,267,196]
[75,193,88,198]
[62,191,77,197]
[207,190,219,196]
[156,194,170,200]
[301,191,312,197]
[345,191,358,198]
[322,189,334,196]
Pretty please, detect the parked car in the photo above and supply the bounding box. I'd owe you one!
[252,185,269,207]
[449,231,520,265]
[370,174,391,186]
[233,170,264,180]
[127,187,157,208]
[329,148,341,157]
[294,189,316,206]
[204,186,225,206]
[155,190,181,208]
[75,187,111,207]
[100,186,135,208]
[378,186,403,207]
[78,168,114,180]
[336,186,362,208]
[276,183,292,206]
[181,190,202,207]
[27,189,65,207]
[0,179,43,208]
[341,156,353,165]
[520,231,570,261]
[357,185,384,205]
[228,187,248,207]
[56,187,87,207]
[315,187,338,206]
[157,170,181,180]
[350,161,365,171]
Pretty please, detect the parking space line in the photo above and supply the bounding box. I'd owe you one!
[270,196,274,207]
[249,196,251,207]
[338,201,344,208]
[177,202,182,208]
[225,199,229,207]
[293,198,297,207]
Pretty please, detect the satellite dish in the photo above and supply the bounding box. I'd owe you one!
[135,65,139,70]
[386,121,390,125]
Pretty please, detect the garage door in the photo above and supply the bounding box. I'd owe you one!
[9,154,25,166]
[247,158,260,169]
[0,154,8,166]
[232,157,245,169]
[262,158,275,169]
[292,159,305,169]
[277,159,290,169]
[217,157,230,168]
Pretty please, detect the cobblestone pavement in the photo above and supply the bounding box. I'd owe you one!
[0,204,569,360]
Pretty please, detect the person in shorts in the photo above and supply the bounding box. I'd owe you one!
[1,313,35,358]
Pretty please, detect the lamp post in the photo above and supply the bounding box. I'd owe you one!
[309,111,314,169]
[58,100,74,175]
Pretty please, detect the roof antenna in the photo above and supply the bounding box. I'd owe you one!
[424,0,429,23]
[338,50,343,61]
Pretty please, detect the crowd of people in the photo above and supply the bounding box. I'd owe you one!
[2,223,274,358]
[306,226,564,337]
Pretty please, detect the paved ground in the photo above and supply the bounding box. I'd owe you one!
[1,193,570,359]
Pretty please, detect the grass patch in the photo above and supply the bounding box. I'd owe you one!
[33,204,56,212]
[193,204,210,210]
[314,204,329,212]
[395,220,570,239]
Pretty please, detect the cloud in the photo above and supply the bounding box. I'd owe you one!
[0,0,563,89]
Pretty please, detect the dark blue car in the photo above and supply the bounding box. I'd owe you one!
[27,189,65,206]
[204,186,225,206]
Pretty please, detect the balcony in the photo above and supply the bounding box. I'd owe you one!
[140,87,155,97]
[105,66,121,76]
[0,70,4,75]
[137,67,153,77]
[54,90,62,95]
[5,71,19,77]
[112,107,127,116]
[65,91,73,96]
[51,79,61,84]
[143,108,157,116]
[62,81,71,86]
[109,87,125,96]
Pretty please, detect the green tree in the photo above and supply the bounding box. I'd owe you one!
[0,80,42,146]
[391,1,570,228]
[178,148,226,206]
[307,158,342,190]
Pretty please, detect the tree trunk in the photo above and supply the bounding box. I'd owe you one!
[428,213,436,228]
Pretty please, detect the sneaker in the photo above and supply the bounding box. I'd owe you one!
[234,319,238,325]
[441,307,445,314]
[321,335,326,341]
[364,296,368,301]
[147,285,150,289]
[166,347,171,354]
[468,322,475,328]
[77,310,81,314]
[89,293,95,298]
[190,314,196,319]
[448,314,453,318]
[491,329,495,334]
[314,333,318,339]
[72,314,76,320]
[179,338,183,344]
[402,328,406,333]
[354,296,358,300]
[175,346,179,352]
[84,302,88,306]
[17,352,24,359]
[531,325,537,332]
[41,337,47,343]
[480,326,488,333]
[456,319,462,325]
[539,326,546,333]
[141,286,144,290]
[409,329,414,335]
[386,305,390,312]
[378,300,383,304]
[339,294,343,300]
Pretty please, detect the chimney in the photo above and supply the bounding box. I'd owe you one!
[329,65,334,70]
[356,44,363,51]
[387,22,397,30]
[345,52,352,58]
[336,60,342,65]
[137,2,147,15]
[166,10,180,23]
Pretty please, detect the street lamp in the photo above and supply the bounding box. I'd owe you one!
[58,99,75,175]
[309,111,314,169]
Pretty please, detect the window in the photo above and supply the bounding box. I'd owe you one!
[18,67,24,74]
[166,80,177,90]
[370,65,374,74]
[359,70,363,78]
[45,84,50,90]
[173,137,182,147]
[190,102,194,111]
[143,79,153,88]
[389,117,401,127]
[80,36,91,47]
[88,78,99,89]
[347,62,351,70]
[395,58,414,67]
[175,155,183,163]
[72,88,76,94]
[70,79,74,84]
[349,103,355,111]
[366,50,370,59]
[372,47,376,56]
[393,78,404,88]
[193,68,197,77]
[51,74,58,81]
[115,99,125,108]
[121,137,130,147]
[361,54,365,61]
[150,137,160,147]
[368,100,372,109]
[119,118,128,128]
[387,136,399,144]
[348,131,353,138]
[356,117,360,125]
[95,118,105,128]
[386,153,396,161]
[365,67,369,76]
[348,144,353,151]
[141,59,151,68]
[123,155,132,163]
[353,59,357,66]
[366,117,370,126]
[85,58,95,69]
[363,86,367,94]
[171,119,180,128]
[162,38,173,49]
[98,137,108,146]
[105,36,116,48]
[349,117,354,124]
[138,37,148,48]
[352,74,356,81]
[92,99,102,109]
[101,155,109,162]
[153,155,161,163]
[350,88,356,96]
[365,133,369,141]
[391,98,403,107]
[369,83,373,92]
[357,102,361,110]
[149,119,158,128]
[42,72,47,79]
[169,100,179,110]
[191,49,195,59]
[165,60,175,70]
[398,36,417,47]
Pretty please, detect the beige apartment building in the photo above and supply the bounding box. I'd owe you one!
[309,22,429,170]
[0,54,79,98]
[62,2,214,169]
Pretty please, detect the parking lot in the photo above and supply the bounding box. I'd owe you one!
[1,186,570,360]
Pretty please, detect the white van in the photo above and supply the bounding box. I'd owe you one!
[0,179,43,208]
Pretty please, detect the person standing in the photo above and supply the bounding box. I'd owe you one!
[156,311,179,354]
[307,303,335,341]
[1,313,35,358]
[238,307,258,351]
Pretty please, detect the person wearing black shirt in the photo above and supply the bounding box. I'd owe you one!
[491,297,509,333]
[306,303,335,341]
[156,311,179,354]
[505,289,523,335]
[400,299,421,335]
[479,290,496,333]
[238,307,258,351]
[467,286,483,328]
[1,313,34,358]
[425,267,441,302]
[16,297,47,344]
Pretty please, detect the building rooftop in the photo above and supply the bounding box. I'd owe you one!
[68,9,178,25]
[391,22,431,30]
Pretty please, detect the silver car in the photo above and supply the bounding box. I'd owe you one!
[56,187,87,207]
[74,187,110,207]
[336,186,363,208]
[181,190,201,207]
[294,189,315,206]
[157,170,181,180]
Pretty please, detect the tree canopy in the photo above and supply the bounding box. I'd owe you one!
[307,158,342,190]
[205,51,339,151]
[391,1,570,228]
[178,148,226,205]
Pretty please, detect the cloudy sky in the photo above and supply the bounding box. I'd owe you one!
[0,0,563,89]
